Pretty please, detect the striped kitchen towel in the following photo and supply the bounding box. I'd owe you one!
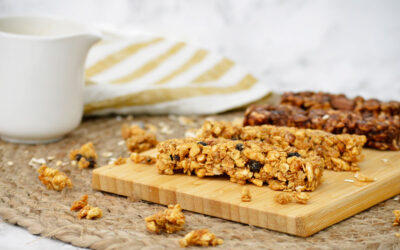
[84,31,271,115]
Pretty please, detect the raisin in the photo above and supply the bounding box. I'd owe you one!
[231,136,239,140]
[87,157,96,168]
[197,141,208,146]
[235,143,244,151]
[75,154,83,161]
[169,155,173,161]
[173,155,180,161]
[248,160,263,172]
[287,152,301,158]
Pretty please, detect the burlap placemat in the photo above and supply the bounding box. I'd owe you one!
[1,112,399,250]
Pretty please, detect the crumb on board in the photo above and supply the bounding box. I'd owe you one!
[179,229,224,248]
[130,153,156,165]
[69,142,97,169]
[344,179,355,183]
[29,158,46,168]
[354,172,375,182]
[37,165,72,191]
[274,191,310,205]
[382,158,389,163]
[241,187,251,202]
[393,210,400,226]
[114,157,127,165]
[145,204,185,234]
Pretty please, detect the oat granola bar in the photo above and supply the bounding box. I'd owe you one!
[198,120,366,171]
[156,138,323,191]
[243,104,400,150]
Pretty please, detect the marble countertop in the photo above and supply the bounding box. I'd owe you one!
[1,0,399,249]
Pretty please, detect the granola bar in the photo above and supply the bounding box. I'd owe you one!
[179,229,223,248]
[145,204,185,233]
[198,120,366,171]
[243,104,400,150]
[70,142,97,169]
[121,124,158,153]
[156,138,323,191]
[281,91,400,117]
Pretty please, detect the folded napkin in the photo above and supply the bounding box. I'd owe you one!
[84,31,270,115]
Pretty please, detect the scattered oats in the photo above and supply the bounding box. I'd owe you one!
[178,116,195,126]
[56,160,63,166]
[382,158,389,163]
[7,161,13,166]
[47,156,55,161]
[205,116,216,122]
[118,140,125,146]
[159,122,173,135]
[168,114,178,121]
[184,129,198,138]
[241,187,251,202]
[131,121,145,129]
[344,179,355,183]
[322,114,330,120]
[108,158,117,165]
[145,124,158,133]
[126,115,134,121]
[101,152,113,158]
[29,158,46,168]
[71,160,77,166]
[115,115,123,121]
[394,196,399,201]
[354,172,376,182]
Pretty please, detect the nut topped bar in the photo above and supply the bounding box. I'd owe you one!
[156,138,324,191]
[244,104,400,151]
[198,120,366,171]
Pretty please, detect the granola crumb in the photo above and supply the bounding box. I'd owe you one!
[293,192,310,204]
[145,204,185,234]
[241,187,252,202]
[77,205,103,220]
[274,192,293,205]
[178,116,195,126]
[37,165,72,191]
[47,156,55,161]
[274,192,310,205]
[71,194,88,211]
[29,158,46,169]
[393,210,400,226]
[184,129,198,138]
[354,172,375,182]
[344,179,355,183]
[69,142,97,169]
[7,161,13,166]
[101,152,113,158]
[179,229,223,248]
[122,124,158,152]
[114,157,127,165]
[55,160,63,166]
[130,153,156,165]
[382,158,389,163]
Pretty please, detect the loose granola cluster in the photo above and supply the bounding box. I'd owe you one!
[198,120,366,171]
[37,165,73,191]
[130,153,156,165]
[69,142,98,169]
[244,92,400,151]
[273,191,310,205]
[393,210,400,226]
[121,124,158,153]
[113,157,127,165]
[145,204,185,233]
[241,187,252,202]
[71,194,102,220]
[156,138,323,191]
[179,229,224,248]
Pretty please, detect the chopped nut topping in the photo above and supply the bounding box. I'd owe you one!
[114,157,127,165]
[145,204,185,234]
[130,153,156,165]
[77,205,103,220]
[71,194,88,211]
[69,142,97,169]
[393,210,400,226]
[121,124,158,153]
[241,187,252,202]
[274,191,310,205]
[37,165,72,191]
[354,172,375,182]
[179,229,223,248]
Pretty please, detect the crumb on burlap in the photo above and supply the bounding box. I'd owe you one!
[145,204,185,234]
[71,194,88,211]
[37,165,72,191]
[393,210,400,226]
[241,187,251,202]
[274,191,310,205]
[114,157,127,165]
[396,233,400,238]
[69,142,97,169]
[121,124,158,153]
[130,153,156,165]
[179,229,224,248]
[77,205,103,220]
[354,172,375,182]
[178,116,195,126]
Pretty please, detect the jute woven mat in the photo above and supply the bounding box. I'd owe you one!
[1,112,400,250]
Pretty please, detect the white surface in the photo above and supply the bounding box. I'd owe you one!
[0,0,399,249]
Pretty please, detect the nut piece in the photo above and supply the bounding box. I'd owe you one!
[393,210,400,226]
[293,192,310,204]
[241,187,252,202]
[354,172,375,182]
[274,191,310,205]
[37,165,72,191]
[179,229,223,248]
[114,157,127,165]
[77,205,103,220]
[130,153,156,165]
[69,142,97,169]
[145,204,185,233]
[122,124,158,153]
[71,194,88,211]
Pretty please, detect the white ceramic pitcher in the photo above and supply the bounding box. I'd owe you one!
[0,16,101,144]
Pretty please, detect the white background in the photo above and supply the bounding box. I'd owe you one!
[1,0,399,249]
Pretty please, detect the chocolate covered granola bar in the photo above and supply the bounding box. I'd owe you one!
[156,138,323,191]
[244,104,400,150]
[198,120,366,171]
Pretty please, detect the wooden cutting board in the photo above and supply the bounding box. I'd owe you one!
[92,149,400,237]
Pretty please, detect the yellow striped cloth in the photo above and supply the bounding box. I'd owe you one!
[84,31,270,115]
